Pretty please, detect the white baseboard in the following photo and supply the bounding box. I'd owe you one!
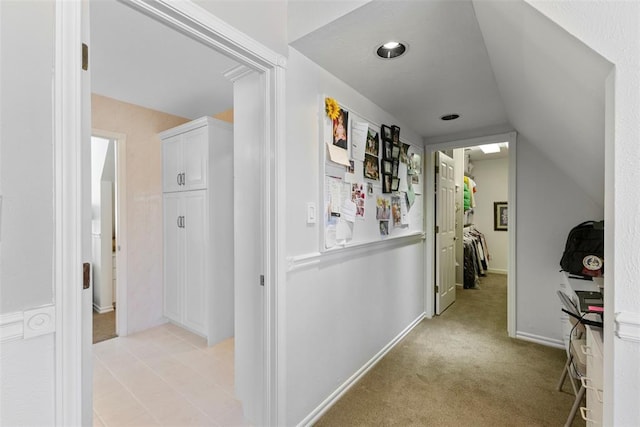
[516,331,564,349]
[486,268,508,275]
[299,313,426,427]
[93,303,114,314]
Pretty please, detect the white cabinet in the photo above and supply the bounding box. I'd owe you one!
[160,117,234,344]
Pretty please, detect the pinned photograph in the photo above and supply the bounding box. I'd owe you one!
[391,195,402,227]
[376,196,391,220]
[379,220,389,236]
[364,154,380,180]
[332,109,348,149]
[367,183,374,195]
[351,182,366,219]
[365,128,379,157]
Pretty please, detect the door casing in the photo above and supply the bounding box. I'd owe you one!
[53,0,287,425]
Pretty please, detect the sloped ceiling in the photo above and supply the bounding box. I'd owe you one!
[472,0,611,206]
[290,0,611,205]
[291,1,509,140]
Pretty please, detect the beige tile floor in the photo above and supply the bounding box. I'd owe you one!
[93,323,250,427]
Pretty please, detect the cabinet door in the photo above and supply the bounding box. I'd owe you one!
[162,135,183,192]
[182,190,207,334]
[163,193,183,323]
[182,127,208,191]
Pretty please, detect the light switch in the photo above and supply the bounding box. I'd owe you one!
[306,202,316,224]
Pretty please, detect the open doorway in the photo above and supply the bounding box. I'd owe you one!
[427,132,517,336]
[90,135,117,343]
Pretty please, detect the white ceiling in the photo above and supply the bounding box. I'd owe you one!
[290,0,509,140]
[290,0,611,205]
[90,0,238,120]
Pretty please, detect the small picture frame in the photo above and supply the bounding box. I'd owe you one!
[392,160,399,177]
[383,140,393,160]
[392,177,400,191]
[391,125,400,144]
[381,125,393,142]
[392,145,400,160]
[382,160,393,174]
[494,201,508,231]
[382,174,392,193]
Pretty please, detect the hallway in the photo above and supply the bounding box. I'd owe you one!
[316,274,583,426]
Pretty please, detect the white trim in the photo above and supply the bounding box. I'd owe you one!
[516,331,565,349]
[615,312,640,343]
[0,312,24,343]
[92,303,114,314]
[55,1,83,425]
[287,232,425,273]
[298,313,426,427]
[424,132,517,338]
[92,129,128,337]
[0,305,57,343]
[223,64,255,83]
[486,268,508,275]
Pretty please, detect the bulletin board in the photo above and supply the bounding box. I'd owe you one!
[321,96,424,251]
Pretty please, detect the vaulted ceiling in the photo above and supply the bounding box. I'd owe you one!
[92,0,612,205]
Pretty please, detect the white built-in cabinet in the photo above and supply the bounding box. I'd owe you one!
[160,117,234,345]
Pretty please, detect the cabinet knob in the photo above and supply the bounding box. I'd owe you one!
[177,173,181,186]
[181,172,185,185]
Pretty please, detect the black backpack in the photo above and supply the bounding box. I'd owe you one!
[560,221,604,277]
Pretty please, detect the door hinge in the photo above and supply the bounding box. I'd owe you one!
[82,43,89,71]
[435,225,439,233]
[260,275,264,286]
[435,285,439,293]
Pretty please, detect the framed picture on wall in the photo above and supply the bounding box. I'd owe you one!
[383,140,393,160]
[392,160,399,177]
[382,174,392,193]
[381,124,393,142]
[391,125,400,144]
[494,201,508,231]
[382,160,393,174]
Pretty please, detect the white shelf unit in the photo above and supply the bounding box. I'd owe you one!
[160,117,234,345]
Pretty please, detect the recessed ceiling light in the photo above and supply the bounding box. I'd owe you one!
[440,114,460,121]
[479,144,501,154]
[376,41,407,59]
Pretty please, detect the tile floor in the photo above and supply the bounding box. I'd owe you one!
[93,323,250,427]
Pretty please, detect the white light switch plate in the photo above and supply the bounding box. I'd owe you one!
[306,202,316,224]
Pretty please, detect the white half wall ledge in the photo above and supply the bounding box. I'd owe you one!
[615,311,640,343]
[0,304,56,343]
[286,232,425,273]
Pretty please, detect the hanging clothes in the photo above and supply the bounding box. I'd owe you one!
[462,226,490,288]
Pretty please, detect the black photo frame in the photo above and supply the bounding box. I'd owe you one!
[494,201,508,231]
[392,177,400,191]
[382,159,393,175]
[383,140,393,160]
[392,145,400,160]
[381,124,393,142]
[392,160,399,177]
[382,174,392,193]
[391,125,400,144]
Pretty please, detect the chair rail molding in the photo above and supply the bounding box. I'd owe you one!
[0,304,56,343]
[615,311,640,343]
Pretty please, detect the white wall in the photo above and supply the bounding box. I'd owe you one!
[524,3,640,425]
[0,1,56,424]
[516,137,602,344]
[471,156,508,272]
[285,48,425,425]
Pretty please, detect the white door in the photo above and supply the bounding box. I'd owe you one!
[162,134,182,192]
[182,127,208,191]
[183,190,207,334]
[163,192,182,323]
[435,151,456,314]
[81,1,93,424]
[233,70,265,424]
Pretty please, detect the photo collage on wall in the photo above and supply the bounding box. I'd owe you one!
[323,97,421,246]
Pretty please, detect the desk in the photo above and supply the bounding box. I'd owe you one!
[558,272,603,426]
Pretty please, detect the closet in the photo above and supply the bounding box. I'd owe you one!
[160,116,234,345]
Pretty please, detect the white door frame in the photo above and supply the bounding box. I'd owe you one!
[92,129,128,337]
[54,1,287,425]
[425,131,517,337]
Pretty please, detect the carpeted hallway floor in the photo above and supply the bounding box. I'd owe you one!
[316,273,584,426]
